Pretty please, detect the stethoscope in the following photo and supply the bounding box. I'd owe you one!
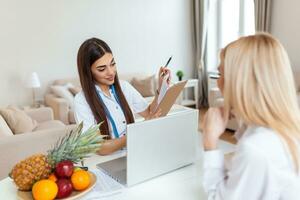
[95,84,125,138]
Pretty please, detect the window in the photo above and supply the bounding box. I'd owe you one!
[206,0,255,72]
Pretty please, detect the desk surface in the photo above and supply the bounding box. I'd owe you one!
[0,135,235,200]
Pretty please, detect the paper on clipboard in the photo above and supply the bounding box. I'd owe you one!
[157,75,170,105]
[156,79,187,116]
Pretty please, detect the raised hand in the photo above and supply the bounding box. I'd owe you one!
[202,107,228,150]
[158,67,171,91]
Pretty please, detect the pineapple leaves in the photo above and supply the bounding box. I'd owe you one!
[47,122,104,166]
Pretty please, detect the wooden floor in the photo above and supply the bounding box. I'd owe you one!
[198,108,237,144]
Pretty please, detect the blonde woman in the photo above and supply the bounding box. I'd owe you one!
[202,33,300,199]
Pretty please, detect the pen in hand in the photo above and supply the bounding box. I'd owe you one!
[161,56,172,77]
[164,56,172,68]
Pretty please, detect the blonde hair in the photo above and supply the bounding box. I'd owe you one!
[223,33,300,172]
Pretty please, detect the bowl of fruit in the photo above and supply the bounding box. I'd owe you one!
[18,161,96,200]
[9,123,105,200]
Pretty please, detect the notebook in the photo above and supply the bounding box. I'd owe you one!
[81,169,124,200]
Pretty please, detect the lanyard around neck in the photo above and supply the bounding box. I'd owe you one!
[95,85,124,138]
[110,85,121,106]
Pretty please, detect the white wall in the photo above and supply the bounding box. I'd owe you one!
[0,0,194,107]
[271,0,300,70]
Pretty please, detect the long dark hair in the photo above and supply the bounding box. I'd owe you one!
[77,38,134,137]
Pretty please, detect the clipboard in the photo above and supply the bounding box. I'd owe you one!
[156,80,187,116]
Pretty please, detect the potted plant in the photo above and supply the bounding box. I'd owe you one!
[176,70,184,81]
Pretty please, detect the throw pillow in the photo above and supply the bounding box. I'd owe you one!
[131,75,155,97]
[69,86,82,96]
[0,114,14,137]
[0,106,37,134]
[51,84,75,108]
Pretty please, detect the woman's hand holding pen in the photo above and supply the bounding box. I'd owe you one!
[157,56,172,93]
[158,66,171,92]
[146,57,171,120]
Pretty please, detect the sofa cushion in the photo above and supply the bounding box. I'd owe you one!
[68,110,76,124]
[54,78,81,87]
[0,107,37,134]
[34,120,65,131]
[69,86,82,96]
[51,84,74,108]
[0,114,13,137]
[131,75,156,97]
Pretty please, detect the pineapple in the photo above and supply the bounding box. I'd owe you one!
[10,122,104,191]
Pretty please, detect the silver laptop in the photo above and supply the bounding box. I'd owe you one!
[97,108,198,187]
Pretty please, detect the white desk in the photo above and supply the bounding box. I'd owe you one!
[0,135,235,200]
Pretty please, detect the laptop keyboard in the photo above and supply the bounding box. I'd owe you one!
[96,169,124,191]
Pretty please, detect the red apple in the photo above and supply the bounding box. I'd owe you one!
[56,178,73,199]
[55,160,74,178]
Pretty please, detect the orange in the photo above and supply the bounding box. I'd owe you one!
[32,179,58,200]
[71,170,91,191]
[48,173,57,182]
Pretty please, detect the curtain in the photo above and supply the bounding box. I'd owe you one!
[193,0,209,108]
[254,0,272,32]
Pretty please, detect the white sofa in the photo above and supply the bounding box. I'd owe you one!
[0,125,75,180]
[0,107,76,179]
[0,107,68,138]
[44,78,80,125]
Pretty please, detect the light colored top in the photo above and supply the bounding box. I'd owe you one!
[74,80,148,137]
[203,125,300,200]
